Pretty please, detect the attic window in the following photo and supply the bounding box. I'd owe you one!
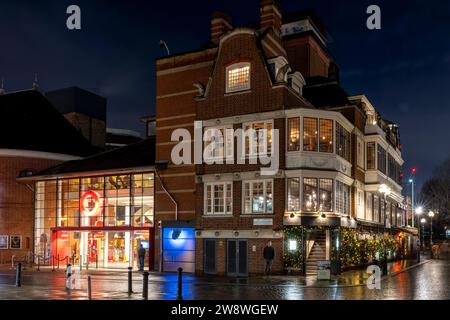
[288,72,306,96]
[226,62,250,93]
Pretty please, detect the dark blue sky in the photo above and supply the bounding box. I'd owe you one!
[1,0,449,187]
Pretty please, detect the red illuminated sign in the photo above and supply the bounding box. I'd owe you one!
[80,190,101,216]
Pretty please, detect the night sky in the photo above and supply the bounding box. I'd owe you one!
[1,0,449,188]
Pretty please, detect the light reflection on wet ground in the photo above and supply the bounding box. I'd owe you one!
[0,259,448,300]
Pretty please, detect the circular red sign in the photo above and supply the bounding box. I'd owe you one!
[80,190,101,216]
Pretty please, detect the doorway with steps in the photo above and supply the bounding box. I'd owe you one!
[305,229,328,276]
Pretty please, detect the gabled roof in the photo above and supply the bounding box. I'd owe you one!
[0,90,97,157]
[23,137,155,179]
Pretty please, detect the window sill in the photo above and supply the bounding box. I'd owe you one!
[202,214,233,218]
[240,213,274,217]
[224,89,251,96]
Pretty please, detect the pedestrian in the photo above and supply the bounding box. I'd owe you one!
[138,244,146,272]
[263,241,275,275]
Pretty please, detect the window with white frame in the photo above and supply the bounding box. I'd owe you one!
[357,189,365,219]
[373,195,380,223]
[226,62,250,93]
[366,192,373,221]
[243,120,273,157]
[287,178,300,211]
[204,126,234,162]
[243,180,273,214]
[302,178,333,212]
[205,182,232,215]
[357,137,364,169]
[335,180,350,215]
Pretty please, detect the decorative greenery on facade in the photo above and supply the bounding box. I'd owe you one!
[283,226,304,270]
[340,228,400,267]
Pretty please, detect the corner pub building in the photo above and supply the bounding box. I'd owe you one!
[155,0,418,277]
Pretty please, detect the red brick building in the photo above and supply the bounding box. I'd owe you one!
[154,0,418,276]
[0,89,96,263]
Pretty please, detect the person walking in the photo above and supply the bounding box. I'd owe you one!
[263,241,275,275]
[138,244,146,272]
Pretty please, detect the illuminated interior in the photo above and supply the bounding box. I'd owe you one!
[34,173,154,269]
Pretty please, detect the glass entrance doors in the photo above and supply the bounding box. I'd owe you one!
[227,239,248,277]
[52,228,152,270]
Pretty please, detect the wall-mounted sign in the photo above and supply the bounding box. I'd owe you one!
[80,190,101,216]
[253,218,273,226]
[0,235,8,249]
[9,235,22,249]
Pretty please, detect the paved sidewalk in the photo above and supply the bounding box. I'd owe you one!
[0,258,433,300]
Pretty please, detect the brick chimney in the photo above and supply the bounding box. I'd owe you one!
[211,11,233,43]
[260,0,282,37]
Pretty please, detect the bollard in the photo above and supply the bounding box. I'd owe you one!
[96,254,98,269]
[176,267,183,300]
[52,256,55,272]
[79,255,82,271]
[11,255,15,270]
[142,271,149,300]
[15,263,22,287]
[127,267,133,294]
[57,254,60,270]
[88,276,92,300]
[66,264,72,290]
[37,256,40,272]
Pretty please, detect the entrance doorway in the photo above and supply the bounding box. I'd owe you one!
[204,239,216,274]
[51,227,153,270]
[227,239,248,277]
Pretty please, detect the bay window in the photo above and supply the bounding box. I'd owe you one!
[303,118,318,151]
[373,195,380,223]
[302,178,333,212]
[367,142,376,169]
[357,190,365,219]
[243,180,273,214]
[336,122,351,161]
[377,145,387,174]
[335,180,350,215]
[205,182,232,215]
[287,178,300,211]
[366,192,373,221]
[287,118,300,151]
[319,119,333,153]
[204,126,234,162]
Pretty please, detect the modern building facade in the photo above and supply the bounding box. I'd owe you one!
[154,0,418,276]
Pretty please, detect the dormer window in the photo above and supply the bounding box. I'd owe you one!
[288,72,306,96]
[226,62,250,93]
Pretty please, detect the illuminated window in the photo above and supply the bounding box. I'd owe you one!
[243,120,273,157]
[205,182,232,215]
[373,195,380,223]
[287,118,300,151]
[226,62,250,93]
[243,180,273,214]
[357,137,365,168]
[377,144,387,174]
[357,190,365,219]
[367,142,376,169]
[303,118,318,151]
[335,181,350,215]
[287,178,300,211]
[319,119,333,153]
[336,122,351,161]
[204,126,234,162]
[366,192,373,221]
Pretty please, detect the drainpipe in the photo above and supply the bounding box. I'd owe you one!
[154,166,178,221]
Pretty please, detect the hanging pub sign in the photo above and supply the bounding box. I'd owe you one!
[80,190,101,216]
[9,235,22,249]
[0,235,8,249]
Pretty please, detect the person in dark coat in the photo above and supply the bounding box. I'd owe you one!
[263,241,275,275]
[138,244,146,272]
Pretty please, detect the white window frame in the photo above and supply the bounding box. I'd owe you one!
[242,179,274,214]
[357,137,365,169]
[204,182,233,215]
[356,189,365,219]
[0,235,8,250]
[203,125,234,163]
[225,62,251,93]
[242,120,274,158]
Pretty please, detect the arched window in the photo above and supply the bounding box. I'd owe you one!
[226,62,250,93]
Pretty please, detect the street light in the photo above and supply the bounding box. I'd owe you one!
[420,218,426,249]
[428,211,435,246]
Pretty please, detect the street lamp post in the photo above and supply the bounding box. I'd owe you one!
[416,206,423,263]
[420,218,426,250]
[428,211,435,247]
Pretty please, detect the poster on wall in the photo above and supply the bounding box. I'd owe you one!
[0,235,8,249]
[9,235,22,249]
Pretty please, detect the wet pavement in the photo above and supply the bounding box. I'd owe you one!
[0,258,449,300]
